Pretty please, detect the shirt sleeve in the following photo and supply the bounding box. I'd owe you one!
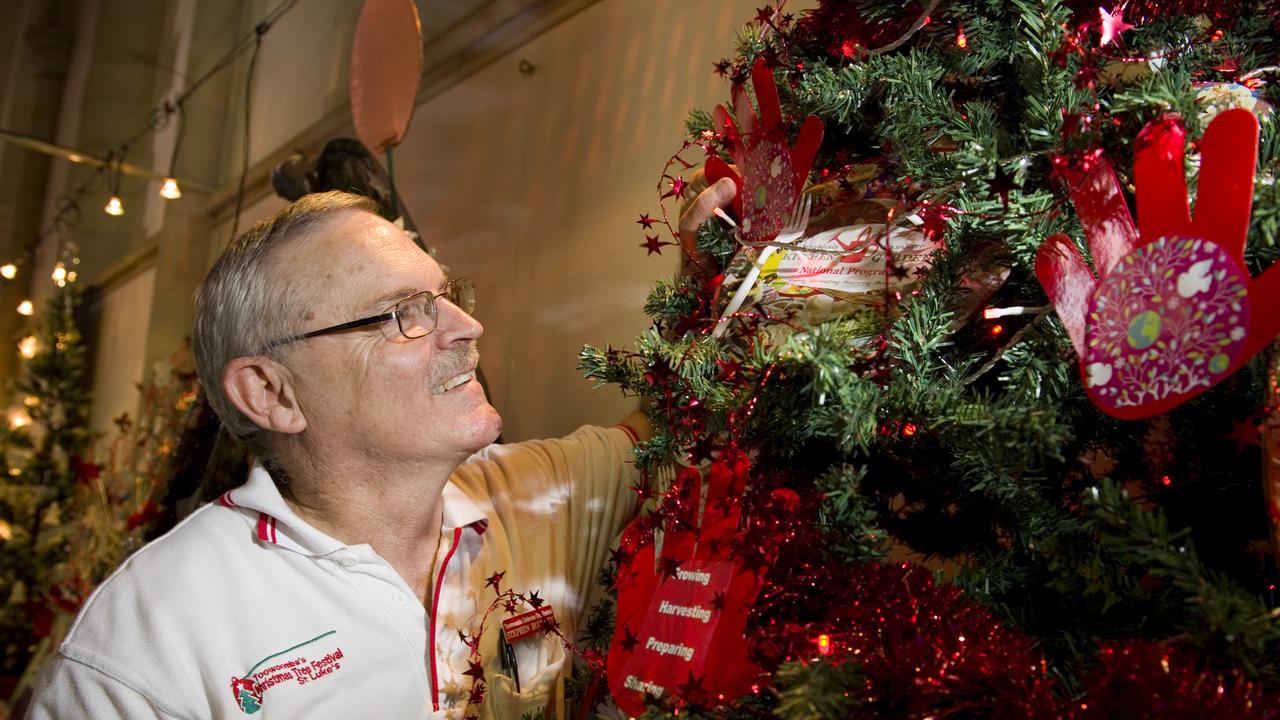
[463,425,642,625]
[26,654,182,720]
[556,425,644,604]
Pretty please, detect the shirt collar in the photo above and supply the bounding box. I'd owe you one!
[218,463,489,556]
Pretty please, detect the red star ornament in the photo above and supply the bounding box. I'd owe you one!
[485,571,505,592]
[619,624,641,653]
[1099,5,1135,48]
[641,235,671,256]
[1227,417,1261,450]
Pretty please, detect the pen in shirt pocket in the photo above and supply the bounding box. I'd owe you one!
[498,633,521,693]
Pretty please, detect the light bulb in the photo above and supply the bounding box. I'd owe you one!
[104,195,124,216]
[8,409,30,429]
[159,177,182,199]
[51,262,67,286]
[0,264,15,279]
[18,335,37,359]
[17,300,34,316]
[0,518,11,540]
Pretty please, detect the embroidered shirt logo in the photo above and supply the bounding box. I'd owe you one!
[230,630,343,714]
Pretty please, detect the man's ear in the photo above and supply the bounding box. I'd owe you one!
[222,356,307,435]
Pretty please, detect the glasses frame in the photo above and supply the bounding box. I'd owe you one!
[263,278,473,352]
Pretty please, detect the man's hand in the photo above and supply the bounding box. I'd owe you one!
[677,174,737,271]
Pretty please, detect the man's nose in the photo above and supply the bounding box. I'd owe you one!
[434,296,483,344]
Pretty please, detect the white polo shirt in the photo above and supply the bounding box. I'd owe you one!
[27,424,640,719]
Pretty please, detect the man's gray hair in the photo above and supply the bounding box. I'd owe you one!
[193,191,380,442]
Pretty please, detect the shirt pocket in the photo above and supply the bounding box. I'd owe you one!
[486,632,566,718]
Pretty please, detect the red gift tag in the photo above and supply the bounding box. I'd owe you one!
[608,453,765,715]
[614,560,733,702]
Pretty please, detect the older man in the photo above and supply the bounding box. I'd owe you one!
[24,186,729,719]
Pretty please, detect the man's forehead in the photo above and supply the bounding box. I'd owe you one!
[280,210,441,304]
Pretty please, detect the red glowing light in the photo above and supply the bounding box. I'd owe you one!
[1161,475,1172,486]
[956,26,968,49]
[817,634,832,656]
[991,324,1004,336]
[1211,29,1224,41]
[902,423,918,437]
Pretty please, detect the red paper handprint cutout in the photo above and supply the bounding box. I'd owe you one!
[1036,108,1280,419]
[705,58,823,244]
[607,451,764,714]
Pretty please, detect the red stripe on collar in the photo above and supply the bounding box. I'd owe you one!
[219,491,238,508]
[256,512,278,544]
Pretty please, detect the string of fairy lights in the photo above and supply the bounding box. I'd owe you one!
[1,0,302,324]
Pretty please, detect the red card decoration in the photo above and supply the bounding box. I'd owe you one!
[350,0,423,154]
[705,59,823,244]
[607,452,764,715]
[1035,109,1280,419]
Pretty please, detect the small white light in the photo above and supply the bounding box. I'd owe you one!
[18,335,37,359]
[104,195,124,216]
[51,262,67,286]
[0,264,16,280]
[8,408,31,429]
[17,300,34,316]
[159,177,182,200]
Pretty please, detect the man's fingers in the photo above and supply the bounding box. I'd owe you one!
[677,177,738,251]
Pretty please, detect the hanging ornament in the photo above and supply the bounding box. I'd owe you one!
[1036,109,1279,419]
[1098,5,1136,48]
[704,58,824,245]
[349,0,423,155]
[607,452,767,715]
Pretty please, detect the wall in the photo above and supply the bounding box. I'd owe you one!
[359,0,769,440]
[85,265,154,437]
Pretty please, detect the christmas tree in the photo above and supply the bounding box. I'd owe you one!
[0,288,200,712]
[0,288,91,696]
[580,1,1280,716]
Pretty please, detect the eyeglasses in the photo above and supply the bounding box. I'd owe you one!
[264,278,475,352]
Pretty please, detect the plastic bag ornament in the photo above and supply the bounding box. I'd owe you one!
[705,58,823,245]
[1036,109,1280,419]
